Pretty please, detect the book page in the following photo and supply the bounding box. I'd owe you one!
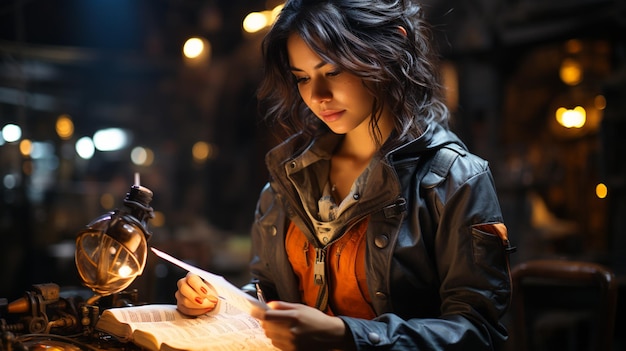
[150,247,267,316]
[96,304,187,341]
[133,311,277,351]
[97,304,278,351]
[160,328,279,351]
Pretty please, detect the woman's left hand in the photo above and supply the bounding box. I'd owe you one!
[251,301,354,351]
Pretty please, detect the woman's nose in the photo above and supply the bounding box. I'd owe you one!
[310,80,332,103]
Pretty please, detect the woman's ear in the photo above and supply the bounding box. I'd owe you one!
[397,26,407,37]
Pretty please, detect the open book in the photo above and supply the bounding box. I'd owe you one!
[95,248,277,351]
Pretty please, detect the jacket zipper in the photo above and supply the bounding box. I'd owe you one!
[274,175,404,311]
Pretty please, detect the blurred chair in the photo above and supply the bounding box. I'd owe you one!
[511,259,618,351]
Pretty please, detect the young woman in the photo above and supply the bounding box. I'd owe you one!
[175,0,514,350]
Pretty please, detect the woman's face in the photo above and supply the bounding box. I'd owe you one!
[287,33,376,135]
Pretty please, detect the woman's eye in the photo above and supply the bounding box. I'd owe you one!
[327,70,341,77]
[294,76,309,84]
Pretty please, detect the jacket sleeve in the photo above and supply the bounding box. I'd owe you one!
[340,160,513,350]
[247,182,282,301]
[247,182,304,303]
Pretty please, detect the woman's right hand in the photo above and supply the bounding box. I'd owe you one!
[175,272,219,316]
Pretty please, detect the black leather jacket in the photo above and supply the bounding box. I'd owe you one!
[249,122,513,350]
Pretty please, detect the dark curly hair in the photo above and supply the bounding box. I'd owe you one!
[257,0,449,148]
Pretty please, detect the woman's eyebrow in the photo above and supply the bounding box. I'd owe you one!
[289,61,328,72]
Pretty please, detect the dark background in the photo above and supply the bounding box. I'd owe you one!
[1,0,625,347]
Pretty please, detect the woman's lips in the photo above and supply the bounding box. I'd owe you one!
[319,110,344,122]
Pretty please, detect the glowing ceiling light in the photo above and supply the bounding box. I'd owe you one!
[56,114,74,140]
[596,183,608,199]
[243,12,268,33]
[19,139,32,156]
[556,106,586,128]
[93,128,130,151]
[76,136,96,159]
[182,37,211,67]
[183,37,205,59]
[560,58,583,86]
[2,124,22,143]
[192,141,215,163]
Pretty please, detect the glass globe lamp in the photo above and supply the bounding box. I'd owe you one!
[75,182,154,304]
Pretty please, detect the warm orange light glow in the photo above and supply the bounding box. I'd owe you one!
[559,58,582,86]
[118,265,134,278]
[19,139,32,156]
[596,183,608,199]
[243,12,268,33]
[242,4,283,34]
[556,106,586,128]
[182,37,211,67]
[192,141,215,163]
[56,114,74,140]
[183,37,205,58]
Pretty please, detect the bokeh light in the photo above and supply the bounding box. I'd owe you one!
[56,114,74,140]
[2,124,22,143]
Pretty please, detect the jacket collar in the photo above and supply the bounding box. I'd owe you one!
[385,122,467,162]
[263,122,465,241]
[265,122,466,186]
